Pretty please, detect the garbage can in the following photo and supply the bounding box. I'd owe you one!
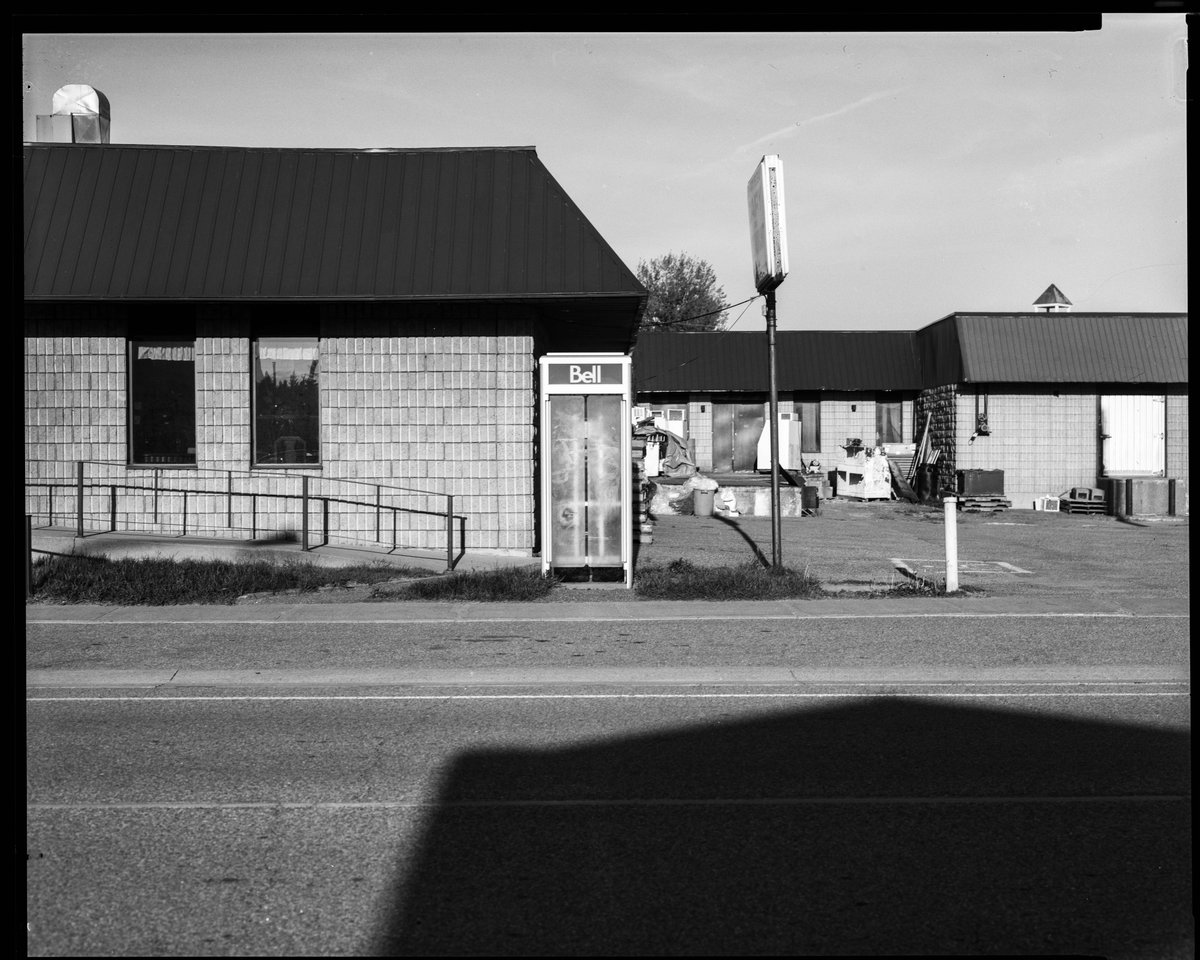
[693,489,715,517]
[916,464,937,502]
[801,486,819,513]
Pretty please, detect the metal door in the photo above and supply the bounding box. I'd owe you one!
[1100,394,1165,476]
[713,402,766,472]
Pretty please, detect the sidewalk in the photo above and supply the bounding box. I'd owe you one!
[27,499,1188,617]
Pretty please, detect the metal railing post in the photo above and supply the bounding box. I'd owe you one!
[251,493,257,539]
[153,469,160,525]
[227,471,233,528]
[375,485,381,543]
[182,490,188,537]
[301,476,309,551]
[322,497,329,547]
[446,495,454,572]
[76,461,84,537]
[47,484,53,527]
[26,514,34,598]
[110,485,117,531]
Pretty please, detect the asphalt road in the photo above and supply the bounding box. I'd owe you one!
[27,609,1191,958]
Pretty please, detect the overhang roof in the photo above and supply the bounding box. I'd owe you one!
[950,313,1188,383]
[23,143,646,310]
[633,330,923,393]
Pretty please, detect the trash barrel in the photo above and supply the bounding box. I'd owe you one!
[916,465,936,502]
[801,486,819,513]
[693,489,715,517]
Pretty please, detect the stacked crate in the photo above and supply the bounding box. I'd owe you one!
[957,469,1011,513]
[1059,486,1106,515]
[632,433,654,544]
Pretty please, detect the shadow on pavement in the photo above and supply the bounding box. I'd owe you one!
[712,513,771,569]
[374,699,1191,956]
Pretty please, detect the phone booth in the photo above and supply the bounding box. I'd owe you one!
[539,353,633,586]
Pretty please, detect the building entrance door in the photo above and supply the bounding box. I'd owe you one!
[1100,394,1165,476]
[712,401,765,472]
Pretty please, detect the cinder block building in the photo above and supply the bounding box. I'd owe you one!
[24,138,646,555]
[631,331,922,473]
[915,309,1188,510]
[634,298,1188,512]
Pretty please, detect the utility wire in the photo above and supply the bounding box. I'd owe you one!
[635,296,761,387]
[642,295,760,330]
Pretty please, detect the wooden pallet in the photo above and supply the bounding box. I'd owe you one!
[1061,500,1107,515]
[958,496,1011,513]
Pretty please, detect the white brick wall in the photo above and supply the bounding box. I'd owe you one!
[26,320,539,554]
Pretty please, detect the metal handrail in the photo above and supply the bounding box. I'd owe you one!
[25,460,462,573]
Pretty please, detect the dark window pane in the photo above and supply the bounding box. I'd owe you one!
[254,338,320,464]
[130,342,196,465]
[798,399,821,453]
[876,397,902,445]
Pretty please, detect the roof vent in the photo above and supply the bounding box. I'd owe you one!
[1033,283,1072,313]
[35,84,110,144]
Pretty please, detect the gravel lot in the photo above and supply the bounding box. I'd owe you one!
[636,499,1189,601]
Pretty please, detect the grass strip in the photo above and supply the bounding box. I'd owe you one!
[375,566,557,602]
[29,554,418,605]
[634,559,822,601]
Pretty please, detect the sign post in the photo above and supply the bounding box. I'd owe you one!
[747,155,790,569]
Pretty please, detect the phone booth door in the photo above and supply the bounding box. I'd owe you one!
[540,355,631,586]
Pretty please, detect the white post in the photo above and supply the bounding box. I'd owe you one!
[944,496,959,593]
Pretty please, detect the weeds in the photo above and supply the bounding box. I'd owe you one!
[375,566,557,602]
[634,559,823,601]
[29,554,417,605]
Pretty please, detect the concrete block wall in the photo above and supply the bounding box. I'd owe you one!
[320,331,535,552]
[195,321,252,470]
[951,387,1098,509]
[25,334,127,466]
[814,393,914,470]
[915,385,957,492]
[1165,389,1189,485]
[25,314,539,554]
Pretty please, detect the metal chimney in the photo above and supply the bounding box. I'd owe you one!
[36,84,110,144]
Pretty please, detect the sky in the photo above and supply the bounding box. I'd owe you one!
[21,20,1188,332]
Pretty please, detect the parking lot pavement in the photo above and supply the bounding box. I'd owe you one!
[637,500,1189,603]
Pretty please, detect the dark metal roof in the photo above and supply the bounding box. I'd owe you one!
[633,331,923,393]
[23,143,647,305]
[950,313,1189,384]
[634,315,1188,393]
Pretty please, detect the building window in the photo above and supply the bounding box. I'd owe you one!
[796,397,822,453]
[253,338,320,465]
[876,395,902,445]
[129,341,196,465]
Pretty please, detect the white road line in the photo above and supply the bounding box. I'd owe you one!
[26,691,1190,702]
[23,612,1191,625]
[26,795,1190,811]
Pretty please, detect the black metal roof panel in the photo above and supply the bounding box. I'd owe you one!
[24,143,647,303]
[633,331,923,393]
[951,313,1188,383]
